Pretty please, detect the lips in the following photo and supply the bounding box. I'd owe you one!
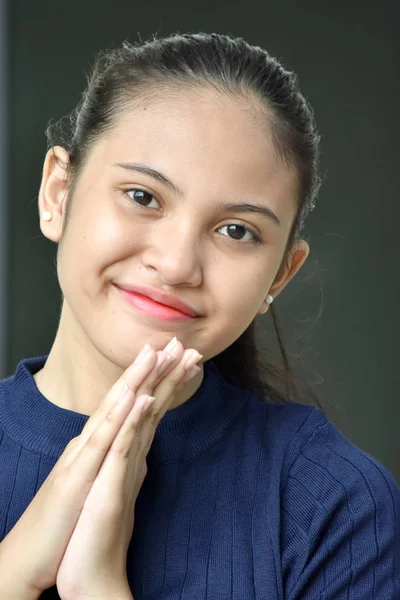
[114,284,200,317]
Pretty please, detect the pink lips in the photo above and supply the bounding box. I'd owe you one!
[117,288,194,321]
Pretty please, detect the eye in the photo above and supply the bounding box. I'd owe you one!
[218,223,261,244]
[124,189,261,244]
[126,188,160,210]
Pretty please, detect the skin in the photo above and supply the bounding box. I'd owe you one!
[35,87,309,417]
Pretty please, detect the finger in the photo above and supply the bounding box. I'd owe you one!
[65,345,158,462]
[131,342,184,399]
[101,336,182,408]
[62,382,141,479]
[62,337,185,465]
[82,393,154,518]
[90,351,202,495]
[147,348,203,421]
[120,348,203,442]
[62,376,142,472]
[93,338,176,411]
[99,392,153,471]
[84,346,189,479]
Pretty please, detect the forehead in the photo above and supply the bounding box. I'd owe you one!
[90,89,297,220]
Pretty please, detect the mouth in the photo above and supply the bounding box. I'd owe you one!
[113,285,199,322]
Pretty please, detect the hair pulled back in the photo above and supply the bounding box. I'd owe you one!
[47,32,323,406]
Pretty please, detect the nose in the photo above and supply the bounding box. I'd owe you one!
[141,217,203,287]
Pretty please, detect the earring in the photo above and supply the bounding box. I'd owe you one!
[42,212,52,221]
[266,294,274,305]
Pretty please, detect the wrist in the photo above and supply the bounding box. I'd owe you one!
[0,580,40,600]
[0,547,41,600]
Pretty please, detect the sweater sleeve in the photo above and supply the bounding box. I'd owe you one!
[281,418,400,599]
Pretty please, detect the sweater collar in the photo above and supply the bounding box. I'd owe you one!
[1,356,248,464]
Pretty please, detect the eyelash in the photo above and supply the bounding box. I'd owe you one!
[124,188,262,245]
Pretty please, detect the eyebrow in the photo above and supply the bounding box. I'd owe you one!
[114,162,281,227]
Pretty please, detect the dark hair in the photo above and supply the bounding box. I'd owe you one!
[46,32,323,408]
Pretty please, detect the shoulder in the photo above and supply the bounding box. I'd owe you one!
[252,397,399,497]
[248,398,329,477]
[264,401,400,598]
[280,402,400,510]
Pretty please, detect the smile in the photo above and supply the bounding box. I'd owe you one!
[115,286,195,322]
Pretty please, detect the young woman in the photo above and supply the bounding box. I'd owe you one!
[0,33,398,600]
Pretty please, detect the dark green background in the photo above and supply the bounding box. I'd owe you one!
[6,1,399,482]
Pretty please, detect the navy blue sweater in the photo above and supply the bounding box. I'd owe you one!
[0,356,399,599]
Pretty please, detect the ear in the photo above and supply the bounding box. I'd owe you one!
[38,146,71,243]
[257,240,310,315]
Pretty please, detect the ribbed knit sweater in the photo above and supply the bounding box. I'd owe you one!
[0,356,399,599]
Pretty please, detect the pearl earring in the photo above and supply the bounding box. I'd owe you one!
[42,212,52,221]
[266,294,274,305]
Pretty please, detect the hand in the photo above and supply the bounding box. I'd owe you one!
[0,337,201,598]
[56,338,202,600]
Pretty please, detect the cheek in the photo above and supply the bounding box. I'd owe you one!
[204,266,268,360]
[64,200,137,263]
[57,209,123,294]
[213,262,269,316]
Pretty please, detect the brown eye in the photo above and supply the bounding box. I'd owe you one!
[218,223,261,244]
[227,224,246,240]
[126,189,160,209]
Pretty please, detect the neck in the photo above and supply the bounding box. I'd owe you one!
[33,301,204,416]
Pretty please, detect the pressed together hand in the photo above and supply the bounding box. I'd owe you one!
[0,338,202,600]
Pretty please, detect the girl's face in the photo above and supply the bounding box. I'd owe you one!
[39,89,309,368]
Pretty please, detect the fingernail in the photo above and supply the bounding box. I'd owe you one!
[182,365,201,383]
[134,343,152,365]
[163,337,178,354]
[115,383,130,403]
[140,395,156,415]
[184,350,203,370]
[157,351,174,375]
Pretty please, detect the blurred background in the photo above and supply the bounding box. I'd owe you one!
[0,0,399,482]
